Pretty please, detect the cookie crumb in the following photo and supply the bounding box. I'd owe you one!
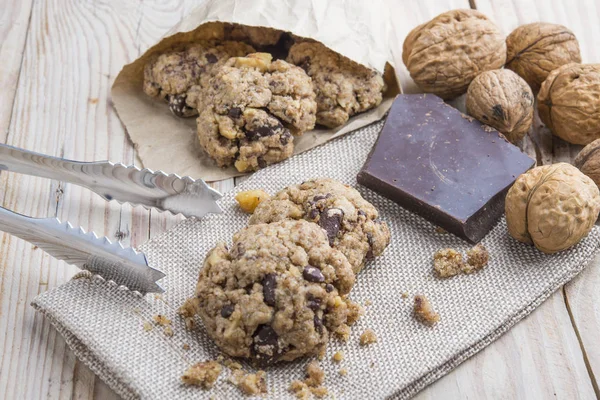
[310,386,328,398]
[364,299,372,306]
[181,361,222,388]
[359,329,377,346]
[289,380,310,399]
[182,343,190,350]
[401,292,409,299]
[414,295,440,326]
[184,317,195,330]
[435,226,447,234]
[164,326,174,337]
[222,358,243,370]
[433,249,464,278]
[230,370,267,395]
[339,368,348,376]
[334,324,351,342]
[305,361,325,387]
[332,351,344,362]
[289,361,327,398]
[153,314,171,326]
[235,189,271,213]
[143,322,153,332]
[463,244,489,273]
[345,299,364,325]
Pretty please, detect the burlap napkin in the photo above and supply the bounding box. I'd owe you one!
[32,121,600,399]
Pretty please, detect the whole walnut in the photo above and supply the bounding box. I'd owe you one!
[538,63,600,145]
[402,9,506,100]
[575,139,600,187]
[466,69,534,143]
[506,23,581,92]
[505,163,600,254]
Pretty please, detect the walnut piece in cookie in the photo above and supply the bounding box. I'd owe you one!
[414,295,440,326]
[464,244,489,273]
[433,248,464,278]
[143,41,254,117]
[249,178,391,274]
[181,361,222,388]
[196,53,317,172]
[225,24,284,48]
[287,41,386,128]
[188,220,356,364]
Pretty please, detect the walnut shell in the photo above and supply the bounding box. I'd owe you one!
[466,69,534,143]
[505,163,600,254]
[402,9,506,100]
[575,139,600,187]
[538,63,600,145]
[506,23,581,92]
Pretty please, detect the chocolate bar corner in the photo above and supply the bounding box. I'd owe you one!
[357,94,535,243]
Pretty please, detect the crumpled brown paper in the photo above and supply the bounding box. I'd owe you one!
[111,0,399,181]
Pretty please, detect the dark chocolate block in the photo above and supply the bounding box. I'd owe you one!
[357,94,535,243]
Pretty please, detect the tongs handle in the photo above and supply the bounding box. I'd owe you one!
[0,206,165,293]
[0,143,93,186]
[0,143,222,217]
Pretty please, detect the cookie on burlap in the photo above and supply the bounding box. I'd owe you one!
[287,41,386,128]
[143,41,254,117]
[196,53,317,172]
[187,220,357,364]
[249,178,391,273]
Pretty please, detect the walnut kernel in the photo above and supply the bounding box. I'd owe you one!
[414,295,440,326]
[235,189,271,213]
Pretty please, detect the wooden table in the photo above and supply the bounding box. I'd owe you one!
[0,0,598,398]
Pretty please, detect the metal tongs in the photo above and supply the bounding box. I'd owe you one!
[0,144,224,293]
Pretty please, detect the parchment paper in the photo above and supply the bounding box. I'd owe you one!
[111,0,400,181]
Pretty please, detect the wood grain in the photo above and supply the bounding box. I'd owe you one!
[476,0,600,396]
[0,0,34,140]
[0,0,598,399]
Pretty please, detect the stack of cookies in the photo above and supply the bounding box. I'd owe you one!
[143,28,386,173]
[182,178,391,364]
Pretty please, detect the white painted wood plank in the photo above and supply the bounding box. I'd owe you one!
[477,0,600,396]
[0,0,34,140]
[0,0,198,399]
[414,289,595,400]
[2,0,597,398]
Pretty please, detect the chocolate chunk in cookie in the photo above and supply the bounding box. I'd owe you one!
[250,178,391,274]
[196,52,317,172]
[143,41,254,118]
[287,41,386,128]
[188,220,356,363]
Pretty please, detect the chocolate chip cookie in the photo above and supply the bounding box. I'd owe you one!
[287,41,386,128]
[249,178,391,273]
[143,41,254,117]
[188,220,356,364]
[225,24,284,47]
[196,53,317,172]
